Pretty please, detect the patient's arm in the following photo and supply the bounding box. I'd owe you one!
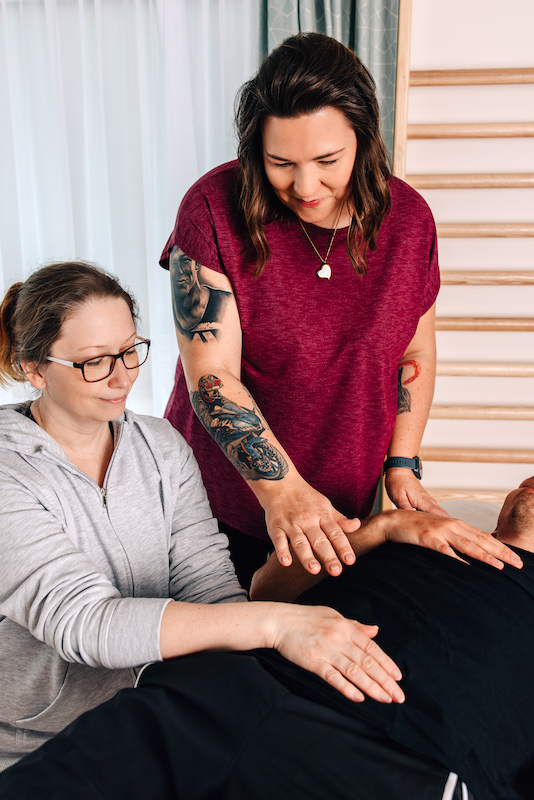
[251,514,388,601]
[251,509,523,602]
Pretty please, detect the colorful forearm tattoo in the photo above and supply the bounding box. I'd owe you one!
[397,360,421,414]
[191,374,289,481]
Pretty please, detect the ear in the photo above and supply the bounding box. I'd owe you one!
[19,361,47,390]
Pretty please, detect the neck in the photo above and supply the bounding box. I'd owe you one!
[31,397,113,459]
[496,528,534,553]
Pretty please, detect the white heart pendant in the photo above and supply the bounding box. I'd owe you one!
[316,263,332,280]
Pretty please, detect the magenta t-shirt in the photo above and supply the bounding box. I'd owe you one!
[160,161,440,540]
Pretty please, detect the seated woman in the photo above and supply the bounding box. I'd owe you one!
[0,261,406,770]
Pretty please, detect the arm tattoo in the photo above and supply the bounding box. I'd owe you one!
[396,360,421,415]
[170,247,231,341]
[191,374,289,481]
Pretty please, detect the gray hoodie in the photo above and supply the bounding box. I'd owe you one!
[0,403,246,768]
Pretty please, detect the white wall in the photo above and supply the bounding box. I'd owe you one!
[408,0,534,492]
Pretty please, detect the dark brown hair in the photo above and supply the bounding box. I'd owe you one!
[0,261,138,386]
[235,32,391,277]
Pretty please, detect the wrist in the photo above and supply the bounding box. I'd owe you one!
[384,455,422,480]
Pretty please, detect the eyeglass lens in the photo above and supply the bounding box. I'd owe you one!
[82,341,149,382]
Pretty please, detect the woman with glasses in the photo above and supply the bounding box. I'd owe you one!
[0,260,404,770]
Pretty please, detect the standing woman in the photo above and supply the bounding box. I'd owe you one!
[0,262,404,770]
[161,32,442,588]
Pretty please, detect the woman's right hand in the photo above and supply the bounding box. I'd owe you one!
[269,602,405,704]
[259,476,361,576]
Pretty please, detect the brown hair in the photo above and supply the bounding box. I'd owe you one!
[235,31,391,277]
[0,261,138,386]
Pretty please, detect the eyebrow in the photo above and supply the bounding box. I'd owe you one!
[76,333,138,354]
[265,148,345,162]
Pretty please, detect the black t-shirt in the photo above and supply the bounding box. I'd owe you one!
[256,543,534,800]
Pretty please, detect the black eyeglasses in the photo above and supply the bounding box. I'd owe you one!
[47,339,150,383]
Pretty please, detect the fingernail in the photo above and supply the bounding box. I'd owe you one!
[380,692,392,703]
[392,668,402,680]
[393,689,405,703]
[329,563,341,574]
[281,555,290,564]
[512,554,523,566]
[344,552,356,564]
[308,561,320,571]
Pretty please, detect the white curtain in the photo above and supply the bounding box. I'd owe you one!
[0,0,259,414]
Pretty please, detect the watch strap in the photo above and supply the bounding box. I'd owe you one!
[383,456,422,479]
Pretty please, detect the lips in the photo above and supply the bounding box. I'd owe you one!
[295,198,323,208]
[103,396,128,404]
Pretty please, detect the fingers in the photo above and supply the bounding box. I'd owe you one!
[270,527,295,569]
[411,515,524,570]
[447,526,523,570]
[289,521,356,576]
[270,519,358,575]
[317,623,404,705]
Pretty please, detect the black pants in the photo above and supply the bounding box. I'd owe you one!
[0,653,472,800]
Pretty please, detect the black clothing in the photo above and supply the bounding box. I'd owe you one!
[0,653,469,800]
[219,520,273,589]
[257,543,534,800]
[1,543,533,799]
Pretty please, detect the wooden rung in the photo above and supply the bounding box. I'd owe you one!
[407,173,534,189]
[420,446,534,463]
[436,362,534,377]
[407,122,534,139]
[410,67,534,86]
[430,405,534,420]
[440,270,534,285]
[437,223,534,238]
[429,488,508,503]
[436,317,534,331]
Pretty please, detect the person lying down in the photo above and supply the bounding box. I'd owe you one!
[1,478,533,800]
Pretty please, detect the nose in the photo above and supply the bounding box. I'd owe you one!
[293,166,320,199]
[109,357,135,388]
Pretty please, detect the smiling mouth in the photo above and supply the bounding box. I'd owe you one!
[295,198,323,208]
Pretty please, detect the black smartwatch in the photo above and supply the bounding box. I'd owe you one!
[383,456,422,480]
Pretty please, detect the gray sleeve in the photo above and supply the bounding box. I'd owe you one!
[0,474,169,670]
[164,430,247,605]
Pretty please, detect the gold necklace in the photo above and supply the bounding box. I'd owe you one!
[297,203,345,280]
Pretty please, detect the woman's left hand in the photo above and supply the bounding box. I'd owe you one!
[380,508,523,570]
[269,602,405,704]
[385,468,449,516]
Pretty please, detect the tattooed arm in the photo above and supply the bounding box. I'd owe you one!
[170,247,359,576]
[384,302,447,515]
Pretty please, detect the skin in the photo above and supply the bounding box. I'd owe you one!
[172,106,442,578]
[384,311,449,518]
[20,295,404,705]
[262,107,357,229]
[494,475,534,549]
[250,483,528,603]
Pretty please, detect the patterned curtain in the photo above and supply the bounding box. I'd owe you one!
[260,0,399,156]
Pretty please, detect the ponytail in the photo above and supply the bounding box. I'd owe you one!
[0,282,25,386]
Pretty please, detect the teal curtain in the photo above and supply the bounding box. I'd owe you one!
[260,0,399,156]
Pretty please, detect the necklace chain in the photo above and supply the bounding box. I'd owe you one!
[297,203,345,279]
